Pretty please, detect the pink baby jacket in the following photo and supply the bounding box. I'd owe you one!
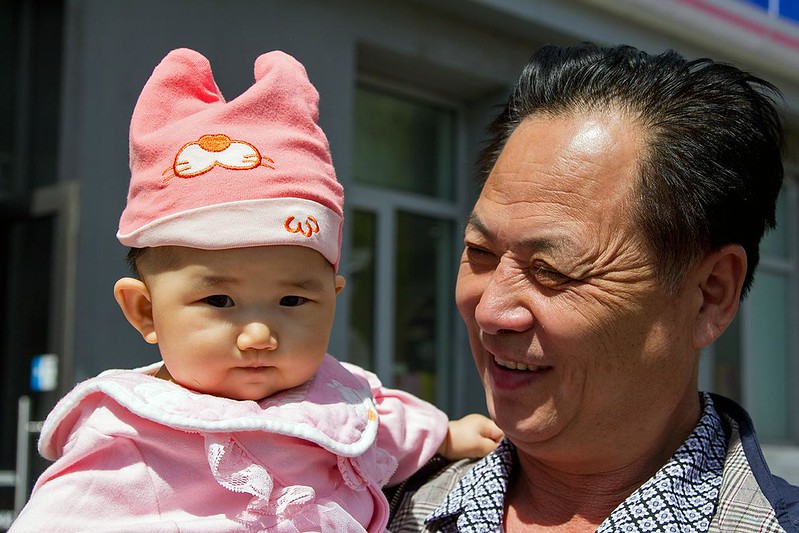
[11,355,448,532]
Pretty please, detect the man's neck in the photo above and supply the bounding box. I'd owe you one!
[504,452,656,532]
[503,393,703,531]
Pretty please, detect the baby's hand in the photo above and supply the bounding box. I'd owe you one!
[438,413,503,460]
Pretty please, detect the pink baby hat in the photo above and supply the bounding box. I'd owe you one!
[117,48,344,269]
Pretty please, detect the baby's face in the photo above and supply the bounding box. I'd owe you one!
[145,245,344,400]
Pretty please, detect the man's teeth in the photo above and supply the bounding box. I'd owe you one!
[495,357,545,371]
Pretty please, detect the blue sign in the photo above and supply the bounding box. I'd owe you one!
[31,354,58,392]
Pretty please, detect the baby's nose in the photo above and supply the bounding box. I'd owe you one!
[237,322,278,351]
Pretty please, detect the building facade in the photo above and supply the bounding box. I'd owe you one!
[1,0,797,522]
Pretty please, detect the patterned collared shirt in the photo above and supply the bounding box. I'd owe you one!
[426,393,728,532]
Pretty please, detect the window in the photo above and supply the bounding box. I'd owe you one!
[351,87,455,200]
[346,84,462,408]
[704,173,798,443]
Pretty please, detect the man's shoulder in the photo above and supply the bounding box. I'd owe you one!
[386,456,478,532]
[711,393,799,532]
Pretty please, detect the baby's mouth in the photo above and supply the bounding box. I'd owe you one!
[494,356,548,372]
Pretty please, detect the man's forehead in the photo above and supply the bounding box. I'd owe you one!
[482,113,641,212]
[465,209,578,253]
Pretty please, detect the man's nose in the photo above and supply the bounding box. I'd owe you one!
[473,260,535,335]
[237,321,278,351]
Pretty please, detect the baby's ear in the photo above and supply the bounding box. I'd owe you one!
[114,277,158,344]
[335,275,346,295]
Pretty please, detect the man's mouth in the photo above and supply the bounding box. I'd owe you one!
[494,356,548,371]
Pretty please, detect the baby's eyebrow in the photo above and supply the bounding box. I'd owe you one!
[195,275,237,289]
[284,278,325,293]
[192,273,328,292]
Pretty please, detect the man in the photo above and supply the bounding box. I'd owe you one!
[387,43,799,532]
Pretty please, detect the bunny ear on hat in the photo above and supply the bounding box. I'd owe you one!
[130,49,226,136]
[118,48,344,269]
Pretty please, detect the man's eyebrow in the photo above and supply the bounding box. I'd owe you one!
[465,212,569,253]
[465,212,490,236]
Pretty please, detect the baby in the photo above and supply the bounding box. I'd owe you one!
[10,49,501,532]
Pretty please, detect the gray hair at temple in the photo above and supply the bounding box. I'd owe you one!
[477,42,784,297]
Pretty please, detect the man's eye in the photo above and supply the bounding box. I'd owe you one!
[465,245,495,263]
[532,264,571,287]
[204,295,234,308]
[280,295,307,307]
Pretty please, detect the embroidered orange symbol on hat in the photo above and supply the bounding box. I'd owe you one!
[284,215,320,238]
[162,134,275,183]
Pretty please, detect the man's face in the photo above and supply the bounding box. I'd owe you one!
[145,245,343,401]
[456,111,702,467]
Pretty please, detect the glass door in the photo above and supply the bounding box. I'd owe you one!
[347,84,462,408]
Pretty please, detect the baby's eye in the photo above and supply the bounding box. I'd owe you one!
[204,295,234,308]
[280,295,307,307]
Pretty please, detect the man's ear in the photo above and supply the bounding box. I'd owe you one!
[114,277,158,344]
[693,244,747,349]
[335,275,346,295]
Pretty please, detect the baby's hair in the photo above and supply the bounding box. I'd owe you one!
[125,247,180,279]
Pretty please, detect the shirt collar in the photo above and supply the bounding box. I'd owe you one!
[426,393,727,533]
[426,438,514,532]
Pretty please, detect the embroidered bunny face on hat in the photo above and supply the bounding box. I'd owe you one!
[117,49,344,269]
[164,134,275,182]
